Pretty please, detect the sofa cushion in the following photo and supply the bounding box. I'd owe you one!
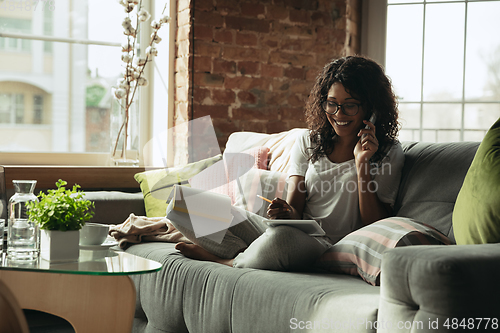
[394,142,479,243]
[453,117,500,244]
[134,155,222,217]
[315,217,451,286]
[126,242,380,333]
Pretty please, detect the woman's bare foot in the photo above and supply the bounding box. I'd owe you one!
[175,242,234,267]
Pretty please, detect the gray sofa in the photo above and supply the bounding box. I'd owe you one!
[90,130,500,333]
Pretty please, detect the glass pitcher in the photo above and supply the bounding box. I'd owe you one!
[7,180,39,260]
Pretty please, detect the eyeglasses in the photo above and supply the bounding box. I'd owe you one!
[321,100,361,116]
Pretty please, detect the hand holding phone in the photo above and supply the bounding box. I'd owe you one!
[362,113,377,140]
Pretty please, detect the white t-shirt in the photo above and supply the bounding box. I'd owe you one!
[287,131,405,243]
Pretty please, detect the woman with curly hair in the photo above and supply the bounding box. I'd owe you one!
[175,56,404,271]
[267,55,404,241]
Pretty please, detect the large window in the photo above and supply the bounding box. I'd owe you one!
[0,0,172,164]
[364,0,500,143]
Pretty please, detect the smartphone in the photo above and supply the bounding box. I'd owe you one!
[362,113,377,140]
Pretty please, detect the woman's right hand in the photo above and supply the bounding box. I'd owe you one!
[266,198,300,220]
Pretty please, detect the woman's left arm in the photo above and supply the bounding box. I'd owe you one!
[354,120,392,225]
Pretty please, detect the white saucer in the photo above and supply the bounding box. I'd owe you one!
[79,238,119,250]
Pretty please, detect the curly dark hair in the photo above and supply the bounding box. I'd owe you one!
[305,55,400,164]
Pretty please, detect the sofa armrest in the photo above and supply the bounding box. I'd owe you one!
[377,244,500,332]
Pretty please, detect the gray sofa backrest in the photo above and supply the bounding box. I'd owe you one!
[394,141,480,243]
[82,191,146,225]
[227,130,481,243]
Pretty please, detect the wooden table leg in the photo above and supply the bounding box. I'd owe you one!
[0,270,136,333]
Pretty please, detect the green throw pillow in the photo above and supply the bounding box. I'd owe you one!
[134,155,222,217]
[453,117,500,244]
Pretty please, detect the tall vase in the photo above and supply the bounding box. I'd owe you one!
[110,96,140,166]
[7,180,39,260]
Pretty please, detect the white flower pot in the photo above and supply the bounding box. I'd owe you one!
[40,230,80,262]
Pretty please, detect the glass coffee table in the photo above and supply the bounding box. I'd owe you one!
[0,247,162,333]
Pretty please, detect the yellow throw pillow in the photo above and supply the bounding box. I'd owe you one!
[453,117,500,244]
[134,155,222,217]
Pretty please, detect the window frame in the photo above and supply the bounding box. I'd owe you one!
[0,0,176,167]
[361,0,500,142]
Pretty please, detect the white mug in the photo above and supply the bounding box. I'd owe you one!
[79,223,109,246]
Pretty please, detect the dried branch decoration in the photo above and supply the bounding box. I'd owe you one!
[112,0,170,161]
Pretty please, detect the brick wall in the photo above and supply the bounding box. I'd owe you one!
[174,0,361,164]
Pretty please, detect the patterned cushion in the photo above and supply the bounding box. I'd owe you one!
[315,217,452,286]
[134,155,223,217]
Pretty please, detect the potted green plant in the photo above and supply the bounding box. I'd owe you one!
[27,179,95,262]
